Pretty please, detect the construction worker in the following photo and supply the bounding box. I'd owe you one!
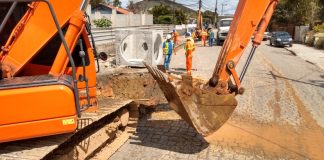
[184,33,195,75]
[191,30,196,41]
[162,34,174,70]
[208,30,215,47]
[201,29,208,47]
[172,29,179,45]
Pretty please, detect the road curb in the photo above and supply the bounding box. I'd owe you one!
[285,46,324,71]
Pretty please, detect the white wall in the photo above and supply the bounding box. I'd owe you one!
[295,26,309,42]
[87,4,153,27]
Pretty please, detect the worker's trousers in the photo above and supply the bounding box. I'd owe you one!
[163,54,172,70]
[173,38,178,45]
[186,51,193,75]
[209,38,214,47]
[202,38,207,47]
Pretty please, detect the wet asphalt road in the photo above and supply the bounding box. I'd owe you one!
[110,42,324,160]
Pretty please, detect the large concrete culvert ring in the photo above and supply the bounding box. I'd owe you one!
[153,33,163,62]
[116,30,163,67]
[119,33,149,66]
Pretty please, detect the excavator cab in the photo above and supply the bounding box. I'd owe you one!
[0,0,98,142]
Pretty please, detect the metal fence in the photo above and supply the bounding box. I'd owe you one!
[90,24,198,45]
[91,25,175,45]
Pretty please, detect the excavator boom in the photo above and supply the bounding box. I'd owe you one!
[146,0,279,137]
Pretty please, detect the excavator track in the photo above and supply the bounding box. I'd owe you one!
[0,99,138,160]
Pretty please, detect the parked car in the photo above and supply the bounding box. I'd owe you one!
[263,29,271,40]
[269,31,293,47]
[251,28,270,41]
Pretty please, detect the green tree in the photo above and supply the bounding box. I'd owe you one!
[112,0,122,7]
[174,9,188,24]
[203,11,216,25]
[90,0,104,7]
[157,15,173,24]
[149,5,171,24]
[319,0,324,21]
[127,1,138,13]
[271,0,290,24]
[93,18,112,28]
[148,5,187,24]
[272,0,322,26]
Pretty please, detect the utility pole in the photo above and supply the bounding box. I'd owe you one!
[198,0,202,29]
[214,0,218,26]
[221,3,227,16]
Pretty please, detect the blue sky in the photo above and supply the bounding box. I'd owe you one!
[119,0,239,15]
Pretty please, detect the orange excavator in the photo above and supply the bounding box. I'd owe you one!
[0,0,279,144]
[145,0,279,137]
[0,0,106,142]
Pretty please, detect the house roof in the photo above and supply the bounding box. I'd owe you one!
[100,4,130,14]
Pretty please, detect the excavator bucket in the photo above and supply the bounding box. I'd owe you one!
[144,63,237,137]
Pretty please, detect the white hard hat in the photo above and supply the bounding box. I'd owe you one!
[166,34,172,40]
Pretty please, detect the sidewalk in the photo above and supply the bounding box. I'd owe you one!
[286,44,324,70]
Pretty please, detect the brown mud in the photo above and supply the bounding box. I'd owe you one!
[205,54,324,160]
[97,68,167,105]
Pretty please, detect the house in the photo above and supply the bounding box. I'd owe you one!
[87,3,153,27]
[91,3,130,15]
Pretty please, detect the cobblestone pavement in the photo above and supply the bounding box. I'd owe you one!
[110,43,324,160]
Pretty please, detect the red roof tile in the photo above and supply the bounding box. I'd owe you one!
[101,4,130,14]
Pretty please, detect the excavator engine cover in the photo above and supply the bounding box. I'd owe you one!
[145,64,237,137]
[0,75,77,143]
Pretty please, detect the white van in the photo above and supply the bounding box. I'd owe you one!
[216,18,233,45]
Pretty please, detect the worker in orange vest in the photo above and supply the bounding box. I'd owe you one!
[191,30,196,41]
[201,29,208,47]
[172,29,179,45]
[184,33,195,75]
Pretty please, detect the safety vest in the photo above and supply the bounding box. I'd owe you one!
[163,41,173,55]
[185,40,195,51]
[201,31,208,38]
[192,32,196,38]
[173,32,179,38]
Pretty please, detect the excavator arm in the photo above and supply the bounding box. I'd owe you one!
[145,0,279,138]
[209,0,279,94]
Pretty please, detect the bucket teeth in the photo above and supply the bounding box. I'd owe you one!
[144,63,238,137]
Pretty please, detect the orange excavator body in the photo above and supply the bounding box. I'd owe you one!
[0,0,97,142]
